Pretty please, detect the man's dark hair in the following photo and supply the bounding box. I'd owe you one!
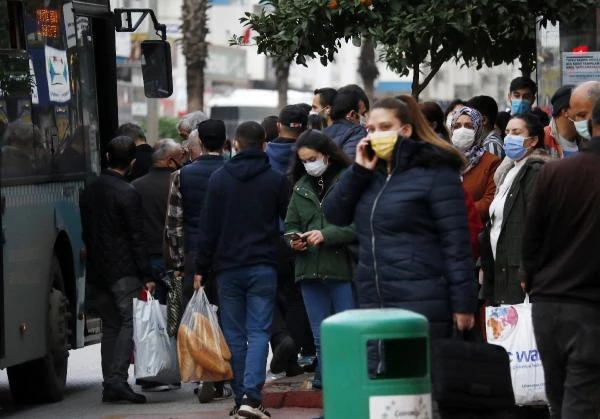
[117,122,146,142]
[107,135,136,169]
[313,87,337,108]
[338,84,369,111]
[330,89,361,121]
[296,103,312,115]
[197,119,227,152]
[509,77,537,95]
[235,121,266,150]
[466,95,499,129]
[261,115,279,142]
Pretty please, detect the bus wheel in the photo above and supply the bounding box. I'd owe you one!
[7,265,70,403]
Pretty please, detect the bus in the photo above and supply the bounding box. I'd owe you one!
[0,0,170,403]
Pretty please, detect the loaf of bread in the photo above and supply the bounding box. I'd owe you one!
[177,325,196,382]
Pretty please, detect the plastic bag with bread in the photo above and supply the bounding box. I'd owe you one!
[177,288,233,382]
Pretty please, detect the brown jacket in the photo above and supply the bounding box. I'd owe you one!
[463,151,501,222]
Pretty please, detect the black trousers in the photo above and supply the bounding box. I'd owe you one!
[93,276,141,385]
[532,301,600,419]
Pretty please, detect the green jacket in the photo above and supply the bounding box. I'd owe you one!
[284,173,356,282]
[482,153,550,305]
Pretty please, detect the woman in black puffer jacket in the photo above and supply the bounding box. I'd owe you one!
[323,96,478,340]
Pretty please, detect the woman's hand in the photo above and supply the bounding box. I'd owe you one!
[302,230,325,247]
[356,137,378,170]
[290,238,308,251]
[193,274,202,290]
[453,313,475,331]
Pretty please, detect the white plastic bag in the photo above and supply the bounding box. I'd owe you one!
[133,293,180,382]
[486,296,547,405]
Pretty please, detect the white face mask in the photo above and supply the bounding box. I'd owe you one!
[359,115,368,127]
[303,158,328,177]
[574,119,591,140]
[451,127,476,152]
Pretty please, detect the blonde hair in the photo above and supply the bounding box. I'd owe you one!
[374,96,466,168]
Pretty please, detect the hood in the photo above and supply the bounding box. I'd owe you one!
[392,137,464,171]
[266,140,295,167]
[224,149,271,182]
[324,120,365,141]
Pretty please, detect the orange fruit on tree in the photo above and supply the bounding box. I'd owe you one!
[327,0,338,9]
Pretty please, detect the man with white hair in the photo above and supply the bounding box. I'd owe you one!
[132,138,183,392]
[177,111,208,141]
[568,80,600,141]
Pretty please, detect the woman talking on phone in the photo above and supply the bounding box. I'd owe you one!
[322,96,477,340]
[284,129,357,390]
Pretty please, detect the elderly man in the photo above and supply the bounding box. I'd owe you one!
[177,111,208,141]
[523,85,600,418]
[568,80,600,141]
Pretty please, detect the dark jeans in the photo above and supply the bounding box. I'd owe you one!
[150,257,167,305]
[217,264,277,405]
[94,276,141,385]
[532,301,600,419]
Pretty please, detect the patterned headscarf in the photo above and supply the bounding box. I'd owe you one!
[451,106,485,173]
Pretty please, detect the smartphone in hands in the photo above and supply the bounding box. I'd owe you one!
[284,232,304,242]
[364,140,375,160]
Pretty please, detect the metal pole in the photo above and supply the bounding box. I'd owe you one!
[145,0,159,144]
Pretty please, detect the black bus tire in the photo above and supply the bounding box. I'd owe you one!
[7,259,70,403]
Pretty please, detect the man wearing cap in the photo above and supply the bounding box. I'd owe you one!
[166,119,230,402]
[265,105,316,378]
[544,85,583,159]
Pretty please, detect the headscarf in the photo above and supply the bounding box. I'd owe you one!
[451,106,485,173]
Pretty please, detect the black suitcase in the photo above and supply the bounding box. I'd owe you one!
[432,329,515,416]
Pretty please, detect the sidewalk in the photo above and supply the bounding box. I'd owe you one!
[263,372,323,409]
[104,407,322,419]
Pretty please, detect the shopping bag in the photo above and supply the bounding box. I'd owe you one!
[162,270,184,337]
[177,288,233,383]
[133,293,180,382]
[486,297,547,406]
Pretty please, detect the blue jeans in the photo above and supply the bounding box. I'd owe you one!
[217,265,277,404]
[300,280,356,382]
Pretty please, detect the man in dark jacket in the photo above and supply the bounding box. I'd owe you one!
[523,90,600,418]
[117,123,153,181]
[322,89,367,159]
[265,105,315,377]
[80,136,154,404]
[194,122,289,418]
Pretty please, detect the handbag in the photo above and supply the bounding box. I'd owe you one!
[432,328,515,411]
[162,270,184,337]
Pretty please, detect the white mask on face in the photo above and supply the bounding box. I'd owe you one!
[303,158,328,177]
[451,127,476,152]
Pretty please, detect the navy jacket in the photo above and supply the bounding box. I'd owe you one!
[322,138,477,338]
[195,149,289,275]
[180,155,226,253]
[323,119,367,159]
[265,137,295,175]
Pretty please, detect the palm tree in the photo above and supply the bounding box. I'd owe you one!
[181,0,210,112]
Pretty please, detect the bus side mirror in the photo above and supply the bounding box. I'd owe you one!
[140,40,173,98]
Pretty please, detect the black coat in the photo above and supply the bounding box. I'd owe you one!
[80,170,152,287]
[323,120,367,159]
[323,138,477,338]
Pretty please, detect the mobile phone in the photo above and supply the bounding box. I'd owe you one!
[364,140,375,159]
[284,232,303,242]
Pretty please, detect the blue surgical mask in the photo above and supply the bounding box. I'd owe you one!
[510,99,531,116]
[504,134,529,161]
[574,119,591,140]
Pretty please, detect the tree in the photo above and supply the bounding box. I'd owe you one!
[358,37,379,102]
[234,0,596,99]
[274,57,291,109]
[182,0,210,112]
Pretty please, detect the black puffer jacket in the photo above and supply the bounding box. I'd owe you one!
[323,138,477,338]
[80,170,152,288]
[323,119,367,159]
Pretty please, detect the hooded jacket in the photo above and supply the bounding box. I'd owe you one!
[322,137,477,338]
[323,119,367,159]
[195,149,290,276]
[266,138,295,175]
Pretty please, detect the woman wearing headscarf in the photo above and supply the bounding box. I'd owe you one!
[450,106,501,222]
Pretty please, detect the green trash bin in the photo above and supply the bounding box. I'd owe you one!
[321,308,431,419]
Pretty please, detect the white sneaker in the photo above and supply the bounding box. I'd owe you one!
[238,400,271,418]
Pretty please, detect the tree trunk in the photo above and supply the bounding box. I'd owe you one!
[186,65,203,112]
[411,61,421,100]
[275,59,290,110]
[358,37,379,103]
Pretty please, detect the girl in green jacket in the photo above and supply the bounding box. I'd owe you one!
[284,129,357,390]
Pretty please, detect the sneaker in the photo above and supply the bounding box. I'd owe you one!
[270,336,297,374]
[229,404,240,418]
[238,397,271,418]
[196,382,215,404]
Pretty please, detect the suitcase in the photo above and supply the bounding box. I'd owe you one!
[432,329,515,414]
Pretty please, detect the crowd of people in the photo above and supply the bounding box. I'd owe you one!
[80,78,600,419]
